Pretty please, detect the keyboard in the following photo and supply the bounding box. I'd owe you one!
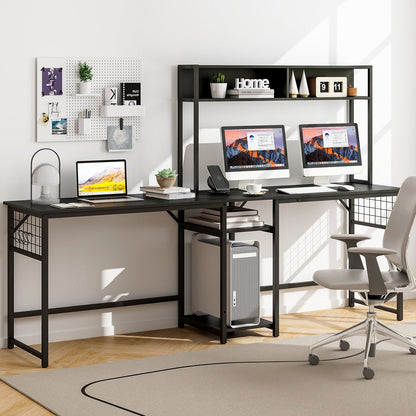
[276,186,337,195]
[80,196,143,204]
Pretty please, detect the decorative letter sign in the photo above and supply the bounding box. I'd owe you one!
[235,78,270,89]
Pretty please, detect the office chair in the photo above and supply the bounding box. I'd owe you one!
[308,176,416,379]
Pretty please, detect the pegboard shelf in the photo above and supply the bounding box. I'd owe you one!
[73,93,102,97]
[100,105,145,117]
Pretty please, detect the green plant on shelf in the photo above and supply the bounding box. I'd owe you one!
[155,168,177,178]
[212,72,225,83]
[78,61,93,82]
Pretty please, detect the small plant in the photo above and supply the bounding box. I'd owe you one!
[155,168,177,178]
[212,72,225,83]
[78,61,93,82]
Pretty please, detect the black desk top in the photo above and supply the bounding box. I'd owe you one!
[4,183,399,218]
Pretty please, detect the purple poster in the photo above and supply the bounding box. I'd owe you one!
[41,67,63,96]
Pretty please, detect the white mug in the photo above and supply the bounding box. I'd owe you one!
[245,183,262,194]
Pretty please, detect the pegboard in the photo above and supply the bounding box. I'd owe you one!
[36,57,142,143]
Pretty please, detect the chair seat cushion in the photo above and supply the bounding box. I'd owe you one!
[313,269,409,292]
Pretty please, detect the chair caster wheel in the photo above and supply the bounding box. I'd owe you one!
[339,340,350,351]
[309,354,319,366]
[409,347,416,355]
[363,367,374,380]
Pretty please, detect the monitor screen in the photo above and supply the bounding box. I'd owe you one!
[299,123,361,170]
[76,159,127,197]
[221,125,289,181]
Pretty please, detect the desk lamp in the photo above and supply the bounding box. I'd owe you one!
[31,148,61,205]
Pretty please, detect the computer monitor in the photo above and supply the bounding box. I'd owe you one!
[299,123,362,185]
[221,125,289,187]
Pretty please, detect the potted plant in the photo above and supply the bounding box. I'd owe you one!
[78,61,93,94]
[155,168,178,188]
[210,72,227,99]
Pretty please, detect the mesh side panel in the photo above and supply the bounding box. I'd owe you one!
[12,212,42,256]
[353,196,395,227]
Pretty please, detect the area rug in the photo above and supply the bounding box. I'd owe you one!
[3,323,416,416]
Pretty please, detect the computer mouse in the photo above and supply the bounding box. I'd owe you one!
[336,185,355,191]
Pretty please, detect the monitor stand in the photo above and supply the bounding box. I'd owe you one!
[313,176,332,187]
[313,176,354,190]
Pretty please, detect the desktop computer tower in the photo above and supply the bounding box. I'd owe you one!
[191,234,260,328]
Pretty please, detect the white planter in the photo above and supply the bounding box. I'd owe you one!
[210,83,227,99]
[79,81,92,94]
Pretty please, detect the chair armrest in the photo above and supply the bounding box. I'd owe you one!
[348,247,398,295]
[348,247,397,256]
[331,234,371,242]
[331,234,371,270]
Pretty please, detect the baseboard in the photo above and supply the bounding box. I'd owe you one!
[0,317,178,349]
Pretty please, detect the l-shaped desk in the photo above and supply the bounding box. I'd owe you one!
[5,183,400,367]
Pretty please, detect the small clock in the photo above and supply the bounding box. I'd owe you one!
[308,77,348,97]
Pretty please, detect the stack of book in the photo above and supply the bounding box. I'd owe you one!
[226,88,275,99]
[187,206,264,229]
[141,186,195,200]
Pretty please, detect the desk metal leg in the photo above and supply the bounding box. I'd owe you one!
[272,200,279,337]
[219,204,227,344]
[348,198,356,308]
[178,210,185,328]
[41,216,49,368]
[7,207,15,349]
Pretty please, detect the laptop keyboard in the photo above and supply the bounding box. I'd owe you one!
[80,196,142,204]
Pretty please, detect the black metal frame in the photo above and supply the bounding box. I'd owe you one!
[3,65,398,367]
[5,184,399,367]
[176,64,401,342]
[177,64,373,192]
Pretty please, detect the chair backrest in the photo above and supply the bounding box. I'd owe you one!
[383,177,416,279]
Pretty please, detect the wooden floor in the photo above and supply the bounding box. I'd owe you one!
[1,299,415,415]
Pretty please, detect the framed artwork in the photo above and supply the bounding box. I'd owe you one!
[41,67,63,96]
[107,125,133,152]
[37,58,67,142]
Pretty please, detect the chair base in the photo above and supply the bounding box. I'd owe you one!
[308,308,416,379]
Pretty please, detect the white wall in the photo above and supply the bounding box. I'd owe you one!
[1,0,416,347]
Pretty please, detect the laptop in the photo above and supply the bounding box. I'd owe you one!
[76,159,142,204]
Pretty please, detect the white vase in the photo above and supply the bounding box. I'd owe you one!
[210,83,227,99]
[288,71,299,98]
[79,81,92,94]
[299,70,309,97]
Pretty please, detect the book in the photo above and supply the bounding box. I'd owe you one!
[234,94,274,99]
[227,88,275,95]
[187,216,264,229]
[228,93,274,98]
[201,206,258,217]
[145,191,196,200]
[141,186,191,194]
[200,213,261,223]
[121,82,141,105]
[227,88,274,99]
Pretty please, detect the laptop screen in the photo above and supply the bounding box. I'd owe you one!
[76,159,128,198]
